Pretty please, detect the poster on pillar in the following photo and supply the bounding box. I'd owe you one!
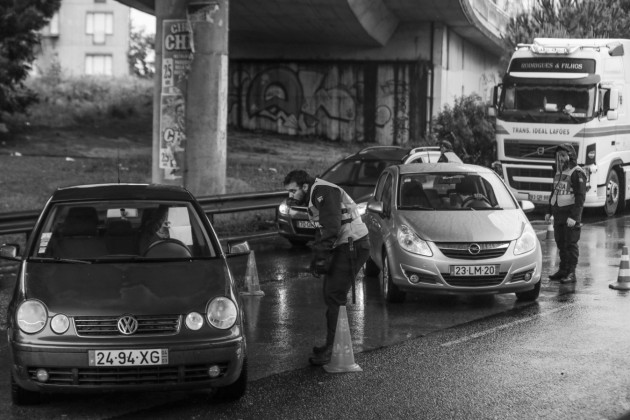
[159,20,192,180]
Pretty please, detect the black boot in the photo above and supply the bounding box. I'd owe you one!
[560,271,576,284]
[312,343,331,355]
[308,346,332,366]
[549,269,567,281]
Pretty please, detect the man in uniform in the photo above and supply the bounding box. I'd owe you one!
[283,170,370,366]
[545,143,587,284]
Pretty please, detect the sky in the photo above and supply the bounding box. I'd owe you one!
[130,9,156,34]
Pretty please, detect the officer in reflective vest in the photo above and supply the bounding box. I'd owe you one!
[545,143,586,284]
[283,169,370,366]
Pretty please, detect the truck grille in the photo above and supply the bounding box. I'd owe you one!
[27,364,229,386]
[74,315,181,337]
[506,167,554,191]
[436,242,509,260]
[504,140,578,160]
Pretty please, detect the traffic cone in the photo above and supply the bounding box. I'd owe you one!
[240,251,265,296]
[546,217,554,240]
[323,306,362,373]
[610,246,630,290]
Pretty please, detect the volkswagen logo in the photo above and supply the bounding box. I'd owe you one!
[468,243,481,255]
[117,315,138,335]
[537,146,545,156]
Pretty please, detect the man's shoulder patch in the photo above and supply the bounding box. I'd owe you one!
[316,195,323,203]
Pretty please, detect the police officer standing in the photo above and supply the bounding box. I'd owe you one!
[545,143,587,284]
[283,170,370,366]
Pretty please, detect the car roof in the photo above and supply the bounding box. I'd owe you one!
[49,183,196,203]
[345,146,411,161]
[396,162,494,174]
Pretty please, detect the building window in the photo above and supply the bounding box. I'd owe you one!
[86,12,113,44]
[85,54,113,75]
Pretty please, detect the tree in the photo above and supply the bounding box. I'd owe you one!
[500,0,630,70]
[0,0,61,117]
[128,28,155,78]
[432,94,496,167]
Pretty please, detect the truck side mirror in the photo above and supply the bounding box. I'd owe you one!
[609,89,620,110]
[607,110,619,120]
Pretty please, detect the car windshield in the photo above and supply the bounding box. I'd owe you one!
[398,172,518,210]
[322,159,399,186]
[30,201,217,260]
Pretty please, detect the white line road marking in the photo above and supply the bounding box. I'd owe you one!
[441,304,575,347]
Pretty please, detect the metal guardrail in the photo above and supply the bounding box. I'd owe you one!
[0,190,288,241]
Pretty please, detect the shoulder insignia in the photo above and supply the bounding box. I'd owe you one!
[317,195,323,203]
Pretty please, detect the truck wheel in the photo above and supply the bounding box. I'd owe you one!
[604,169,621,217]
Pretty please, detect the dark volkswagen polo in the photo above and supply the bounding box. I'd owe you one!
[0,184,249,404]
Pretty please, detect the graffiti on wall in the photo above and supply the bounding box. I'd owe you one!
[228,63,420,143]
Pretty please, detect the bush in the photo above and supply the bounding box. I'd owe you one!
[432,93,496,167]
[20,73,153,128]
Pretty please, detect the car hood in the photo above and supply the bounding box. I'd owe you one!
[23,259,232,315]
[398,209,528,242]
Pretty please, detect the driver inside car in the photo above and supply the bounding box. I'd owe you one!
[139,205,171,255]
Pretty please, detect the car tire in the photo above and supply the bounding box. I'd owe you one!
[213,357,248,401]
[382,250,406,303]
[11,374,40,406]
[363,256,380,277]
[288,239,309,247]
[515,280,541,301]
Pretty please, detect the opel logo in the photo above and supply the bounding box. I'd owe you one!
[537,147,545,156]
[468,243,481,255]
[117,315,138,335]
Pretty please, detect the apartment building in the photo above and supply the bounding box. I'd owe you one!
[33,0,131,77]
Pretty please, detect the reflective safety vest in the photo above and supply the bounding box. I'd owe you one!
[551,165,585,207]
[308,178,368,248]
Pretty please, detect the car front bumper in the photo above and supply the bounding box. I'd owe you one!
[277,206,315,243]
[9,335,245,393]
[387,241,542,295]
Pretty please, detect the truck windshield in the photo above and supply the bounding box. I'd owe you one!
[499,84,596,123]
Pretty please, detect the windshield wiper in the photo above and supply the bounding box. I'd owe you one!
[30,257,92,264]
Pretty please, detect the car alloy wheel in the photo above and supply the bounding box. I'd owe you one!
[382,250,405,303]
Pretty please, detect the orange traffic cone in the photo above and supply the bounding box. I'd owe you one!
[546,217,554,240]
[323,306,362,373]
[240,251,265,296]
[610,246,630,290]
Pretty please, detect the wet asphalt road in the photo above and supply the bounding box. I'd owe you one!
[1,212,630,419]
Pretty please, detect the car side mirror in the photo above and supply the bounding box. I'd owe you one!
[367,201,384,216]
[0,244,21,261]
[227,241,250,255]
[519,200,535,214]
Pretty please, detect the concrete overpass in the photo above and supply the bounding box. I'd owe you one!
[116,0,512,190]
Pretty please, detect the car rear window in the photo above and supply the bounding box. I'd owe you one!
[31,201,217,260]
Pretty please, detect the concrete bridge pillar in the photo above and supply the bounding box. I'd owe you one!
[152,0,228,196]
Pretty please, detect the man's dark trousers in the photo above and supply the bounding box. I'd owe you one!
[323,237,370,345]
[553,207,581,272]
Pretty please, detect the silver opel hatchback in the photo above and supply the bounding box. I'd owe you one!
[364,163,542,303]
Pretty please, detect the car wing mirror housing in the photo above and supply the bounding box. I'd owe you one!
[227,240,250,255]
[0,243,21,261]
[367,201,384,216]
[519,200,535,213]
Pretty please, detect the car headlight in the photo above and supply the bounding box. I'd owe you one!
[278,202,290,215]
[397,224,432,256]
[514,223,537,255]
[356,202,367,216]
[186,312,204,330]
[51,314,69,334]
[206,297,238,329]
[16,300,47,334]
